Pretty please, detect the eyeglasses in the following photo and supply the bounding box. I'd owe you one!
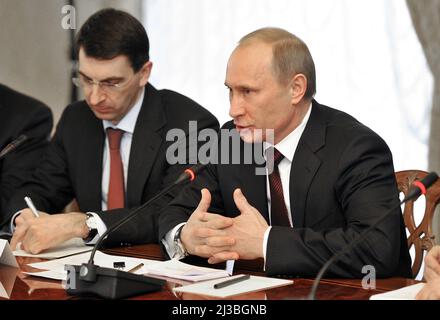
[72,73,135,93]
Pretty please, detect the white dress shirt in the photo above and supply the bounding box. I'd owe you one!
[86,87,145,242]
[261,103,312,261]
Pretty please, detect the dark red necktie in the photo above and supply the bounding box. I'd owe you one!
[107,128,125,210]
[268,148,291,226]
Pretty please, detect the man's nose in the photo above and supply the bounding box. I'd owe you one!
[88,84,105,105]
[229,95,245,119]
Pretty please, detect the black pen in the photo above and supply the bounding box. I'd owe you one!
[213,274,251,289]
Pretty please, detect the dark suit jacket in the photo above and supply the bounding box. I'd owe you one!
[0,84,53,217]
[4,83,219,246]
[160,100,412,278]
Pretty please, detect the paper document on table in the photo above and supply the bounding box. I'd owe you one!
[26,250,161,281]
[143,259,230,282]
[174,274,294,298]
[13,238,92,259]
[23,270,68,281]
[369,283,425,300]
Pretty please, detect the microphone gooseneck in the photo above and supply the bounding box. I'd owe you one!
[82,164,205,278]
[0,134,28,159]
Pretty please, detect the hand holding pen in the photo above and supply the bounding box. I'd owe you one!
[24,196,40,218]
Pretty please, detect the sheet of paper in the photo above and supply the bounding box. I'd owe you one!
[23,270,68,281]
[143,259,230,282]
[0,239,18,268]
[27,250,161,280]
[174,274,294,298]
[13,237,92,259]
[369,283,425,300]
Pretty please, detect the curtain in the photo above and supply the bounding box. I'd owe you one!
[407,0,440,173]
[143,0,432,172]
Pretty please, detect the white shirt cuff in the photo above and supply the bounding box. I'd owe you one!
[84,212,108,245]
[162,222,186,259]
[262,226,272,271]
[10,210,24,233]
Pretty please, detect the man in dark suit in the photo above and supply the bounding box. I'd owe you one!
[0,84,52,228]
[160,27,412,278]
[5,9,218,253]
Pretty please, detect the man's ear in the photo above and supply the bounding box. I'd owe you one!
[139,61,153,86]
[290,73,307,105]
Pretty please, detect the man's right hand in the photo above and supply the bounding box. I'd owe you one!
[10,208,48,250]
[180,188,238,259]
[10,210,89,254]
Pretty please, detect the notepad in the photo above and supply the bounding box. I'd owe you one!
[173,274,294,298]
[369,283,425,300]
[143,259,230,282]
[13,238,92,259]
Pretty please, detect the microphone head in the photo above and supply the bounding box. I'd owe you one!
[420,172,439,190]
[177,164,206,184]
[403,171,439,202]
[188,163,205,175]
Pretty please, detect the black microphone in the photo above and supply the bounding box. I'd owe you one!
[308,171,439,300]
[65,164,206,299]
[0,134,28,159]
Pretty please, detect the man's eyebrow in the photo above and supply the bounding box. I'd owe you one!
[78,71,124,82]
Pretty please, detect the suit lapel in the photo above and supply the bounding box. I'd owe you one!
[126,84,166,207]
[241,161,269,223]
[289,101,326,227]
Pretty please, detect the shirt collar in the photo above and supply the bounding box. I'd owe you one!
[102,87,145,134]
[264,103,312,162]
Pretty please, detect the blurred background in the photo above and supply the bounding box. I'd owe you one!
[0,0,439,277]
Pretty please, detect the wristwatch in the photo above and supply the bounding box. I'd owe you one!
[84,213,98,242]
[173,225,189,259]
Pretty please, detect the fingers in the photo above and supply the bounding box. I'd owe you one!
[10,233,22,250]
[193,244,234,258]
[415,284,427,300]
[233,188,251,213]
[202,214,233,229]
[10,223,28,250]
[424,250,440,281]
[21,240,42,255]
[208,251,240,264]
[10,209,37,250]
[204,235,235,247]
[195,188,212,213]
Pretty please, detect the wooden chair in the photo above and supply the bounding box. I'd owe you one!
[396,170,440,277]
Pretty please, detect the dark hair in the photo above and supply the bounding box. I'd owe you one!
[239,27,316,99]
[75,8,149,72]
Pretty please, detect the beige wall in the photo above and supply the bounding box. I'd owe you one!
[0,0,70,124]
[0,0,142,125]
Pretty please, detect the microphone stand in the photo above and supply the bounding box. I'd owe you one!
[65,165,204,299]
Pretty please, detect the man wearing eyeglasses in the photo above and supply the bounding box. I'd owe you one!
[3,8,219,253]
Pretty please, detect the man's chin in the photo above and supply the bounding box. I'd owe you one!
[91,109,116,122]
[238,129,263,144]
